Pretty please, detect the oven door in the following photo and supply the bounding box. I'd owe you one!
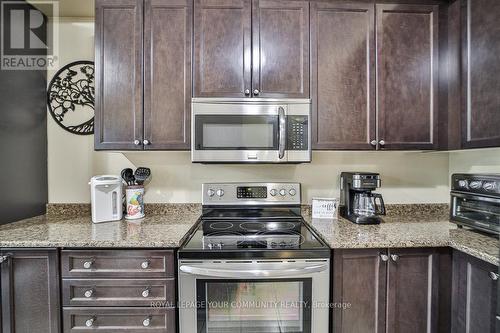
[178,259,329,333]
[192,102,286,163]
[451,192,500,234]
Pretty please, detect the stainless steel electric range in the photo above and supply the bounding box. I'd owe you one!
[178,183,330,333]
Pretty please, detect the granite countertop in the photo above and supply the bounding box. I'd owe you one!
[0,204,201,248]
[305,213,499,266]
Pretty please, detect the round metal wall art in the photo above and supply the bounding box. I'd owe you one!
[47,60,95,135]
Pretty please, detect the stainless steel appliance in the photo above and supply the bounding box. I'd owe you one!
[191,99,311,163]
[339,172,386,224]
[178,183,330,333]
[450,173,500,234]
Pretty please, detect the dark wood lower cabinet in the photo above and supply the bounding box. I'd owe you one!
[333,247,451,333]
[452,250,498,333]
[0,249,61,333]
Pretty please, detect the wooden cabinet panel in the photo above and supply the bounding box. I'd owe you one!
[144,0,192,150]
[1,249,60,333]
[386,248,439,333]
[311,2,375,149]
[462,0,500,148]
[452,250,498,333]
[193,0,251,97]
[376,4,438,150]
[252,0,309,98]
[95,0,143,150]
[332,249,387,333]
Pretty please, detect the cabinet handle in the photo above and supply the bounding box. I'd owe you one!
[141,260,150,269]
[489,271,499,281]
[142,287,151,298]
[0,254,11,264]
[134,139,141,146]
[85,317,96,327]
[244,89,250,96]
[84,289,94,298]
[370,140,377,147]
[83,259,94,269]
[380,254,389,262]
[390,254,399,262]
[253,89,260,96]
[143,139,150,145]
[143,316,152,327]
[379,140,386,146]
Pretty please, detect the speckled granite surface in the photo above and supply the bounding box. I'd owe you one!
[0,204,201,248]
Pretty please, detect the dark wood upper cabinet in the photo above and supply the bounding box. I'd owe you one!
[144,0,192,149]
[386,248,439,333]
[1,249,61,333]
[461,0,500,148]
[452,250,498,333]
[95,0,143,150]
[332,249,387,333]
[311,2,375,149]
[193,0,251,98]
[252,0,309,98]
[376,4,439,150]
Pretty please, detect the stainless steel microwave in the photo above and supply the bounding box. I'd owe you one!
[191,98,311,163]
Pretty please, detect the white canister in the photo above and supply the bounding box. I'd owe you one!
[125,185,145,220]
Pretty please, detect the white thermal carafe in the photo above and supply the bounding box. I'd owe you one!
[89,175,123,223]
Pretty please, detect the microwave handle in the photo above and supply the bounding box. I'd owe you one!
[278,106,286,159]
[179,263,328,278]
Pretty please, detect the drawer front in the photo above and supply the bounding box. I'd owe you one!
[61,250,175,278]
[63,307,175,333]
[62,279,175,307]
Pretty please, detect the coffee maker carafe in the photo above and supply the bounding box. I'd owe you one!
[339,172,386,224]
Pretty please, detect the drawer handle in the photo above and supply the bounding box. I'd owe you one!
[489,271,499,281]
[84,289,94,298]
[142,287,151,298]
[141,260,150,269]
[83,260,94,269]
[85,316,96,327]
[380,254,389,262]
[143,316,151,327]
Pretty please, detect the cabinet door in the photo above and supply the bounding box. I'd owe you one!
[461,0,500,148]
[252,0,309,98]
[376,4,438,150]
[386,248,439,333]
[311,2,375,150]
[1,249,60,333]
[332,249,387,333]
[95,0,143,150]
[452,250,498,333]
[144,0,192,150]
[193,0,251,97]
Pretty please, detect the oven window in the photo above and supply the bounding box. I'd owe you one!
[195,115,279,150]
[196,279,312,333]
[453,195,500,228]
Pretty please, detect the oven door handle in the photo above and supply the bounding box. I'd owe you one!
[179,263,328,278]
[278,106,286,160]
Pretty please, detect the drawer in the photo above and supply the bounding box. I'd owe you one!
[63,307,175,333]
[61,250,175,278]
[62,279,175,307]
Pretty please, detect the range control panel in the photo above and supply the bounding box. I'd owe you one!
[203,183,301,206]
[452,174,500,196]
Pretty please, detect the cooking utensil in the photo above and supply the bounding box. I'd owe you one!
[121,168,134,186]
[134,167,151,186]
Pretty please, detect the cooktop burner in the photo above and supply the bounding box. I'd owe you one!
[209,222,234,231]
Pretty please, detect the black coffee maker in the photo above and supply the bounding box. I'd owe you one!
[339,172,386,224]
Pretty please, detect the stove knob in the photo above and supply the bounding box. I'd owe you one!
[207,189,215,197]
[458,180,468,188]
[217,243,224,249]
[483,182,497,191]
[279,241,286,247]
[469,181,483,189]
[207,243,214,250]
[216,189,224,197]
[289,189,297,196]
[270,189,277,196]
[279,189,286,196]
[271,242,277,248]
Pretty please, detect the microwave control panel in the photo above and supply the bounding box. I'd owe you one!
[287,116,308,150]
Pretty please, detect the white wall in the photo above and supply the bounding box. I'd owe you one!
[47,17,497,205]
[449,148,500,176]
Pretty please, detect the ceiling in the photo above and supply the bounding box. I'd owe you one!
[29,0,94,18]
